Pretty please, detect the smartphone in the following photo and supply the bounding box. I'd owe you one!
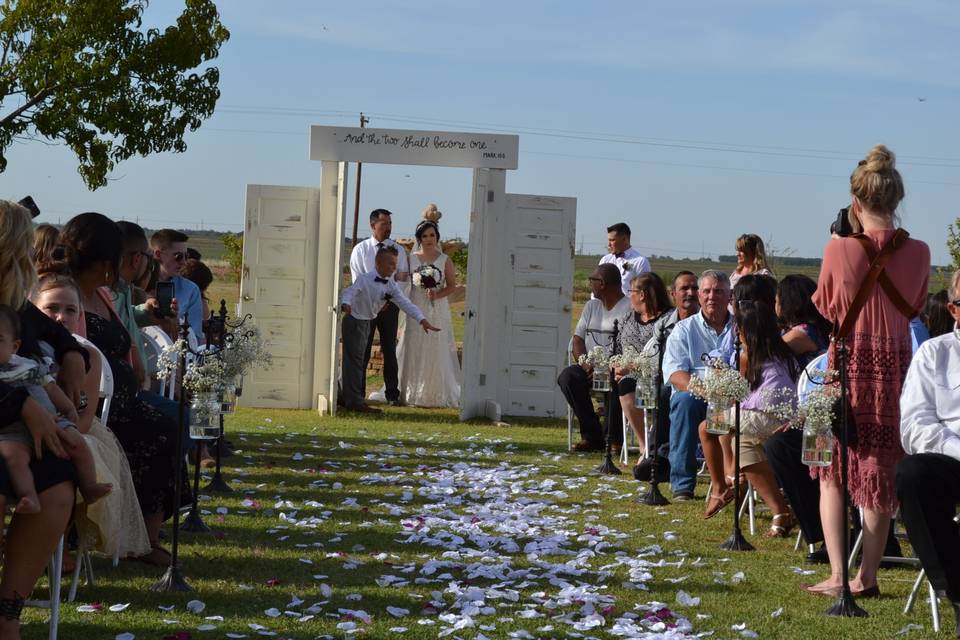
[156,281,174,318]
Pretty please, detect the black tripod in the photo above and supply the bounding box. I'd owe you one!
[825,337,867,617]
[719,332,754,552]
[640,325,669,505]
[596,320,621,475]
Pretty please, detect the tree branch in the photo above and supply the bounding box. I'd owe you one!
[0,85,54,127]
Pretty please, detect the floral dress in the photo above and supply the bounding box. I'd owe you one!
[86,311,187,520]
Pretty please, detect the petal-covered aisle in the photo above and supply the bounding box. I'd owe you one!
[34,408,927,640]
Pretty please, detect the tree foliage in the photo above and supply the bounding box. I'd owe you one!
[222,231,242,280]
[948,216,960,272]
[0,0,229,188]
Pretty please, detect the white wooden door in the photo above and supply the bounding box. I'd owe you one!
[238,185,322,409]
[499,194,576,417]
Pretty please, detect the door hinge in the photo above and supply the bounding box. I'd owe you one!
[479,374,486,386]
[487,190,494,203]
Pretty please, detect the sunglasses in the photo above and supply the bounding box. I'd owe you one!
[167,250,186,262]
[587,277,603,282]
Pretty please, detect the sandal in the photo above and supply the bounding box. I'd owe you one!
[704,487,734,519]
[765,512,796,538]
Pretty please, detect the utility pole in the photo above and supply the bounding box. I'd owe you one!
[351,113,370,247]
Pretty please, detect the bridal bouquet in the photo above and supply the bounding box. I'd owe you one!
[412,264,443,306]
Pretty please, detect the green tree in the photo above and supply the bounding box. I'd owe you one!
[948,216,960,271]
[222,231,242,280]
[0,0,229,189]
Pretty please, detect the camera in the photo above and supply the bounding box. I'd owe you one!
[830,207,854,237]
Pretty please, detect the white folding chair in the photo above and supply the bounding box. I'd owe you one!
[566,338,575,451]
[23,535,64,640]
[141,326,176,400]
[67,335,118,600]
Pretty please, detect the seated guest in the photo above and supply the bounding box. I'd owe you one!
[897,268,960,636]
[31,223,60,266]
[700,300,798,537]
[31,272,151,560]
[653,271,700,336]
[150,229,205,345]
[926,290,954,339]
[58,212,187,565]
[0,199,78,638]
[612,272,672,465]
[661,270,734,500]
[558,264,630,452]
[599,223,651,296]
[765,274,832,559]
[181,258,214,330]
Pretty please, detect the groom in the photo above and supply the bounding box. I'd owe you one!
[349,209,410,406]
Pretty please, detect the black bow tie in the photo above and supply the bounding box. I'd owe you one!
[376,242,385,249]
[374,276,388,284]
[615,252,625,259]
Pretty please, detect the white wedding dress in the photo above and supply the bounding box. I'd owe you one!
[370,252,461,407]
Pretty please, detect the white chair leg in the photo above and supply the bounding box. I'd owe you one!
[567,407,574,451]
[929,581,941,633]
[113,548,121,567]
[904,568,925,614]
[747,485,756,536]
[48,536,63,640]
[620,411,630,465]
[794,530,804,552]
[848,530,864,572]
[67,547,83,602]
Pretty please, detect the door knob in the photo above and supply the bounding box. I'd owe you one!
[242,294,251,301]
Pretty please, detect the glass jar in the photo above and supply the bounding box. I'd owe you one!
[592,368,611,393]
[634,375,658,409]
[189,391,221,440]
[704,400,735,435]
[801,415,834,467]
[218,383,237,415]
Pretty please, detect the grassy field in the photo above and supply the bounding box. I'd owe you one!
[19,408,950,639]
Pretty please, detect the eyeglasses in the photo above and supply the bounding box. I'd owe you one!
[628,289,643,294]
[951,298,960,306]
[587,277,603,282]
[167,250,186,262]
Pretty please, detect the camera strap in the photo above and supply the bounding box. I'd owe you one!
[835,229,912,339]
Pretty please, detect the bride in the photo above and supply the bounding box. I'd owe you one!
[387,204,461,407]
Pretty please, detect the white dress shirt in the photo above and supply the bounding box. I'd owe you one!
[900,327,960,462]
[341,271,425,324]
[599,247,651,296]
[349,237,410,283]
[574,296,631,352]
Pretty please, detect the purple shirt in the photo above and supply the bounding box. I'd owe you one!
[741,358,796,411]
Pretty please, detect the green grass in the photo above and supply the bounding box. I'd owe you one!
[18,408,951,639]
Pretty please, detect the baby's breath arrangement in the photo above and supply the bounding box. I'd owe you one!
[578,345,610,369]
[756,386,799,424]
[688,363,749,407]
[222,323,272,381]
[798,383,840,433]
[156,338,188,382]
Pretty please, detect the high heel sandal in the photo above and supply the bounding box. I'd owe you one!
[765,512,796,538]
[704,487,734,519]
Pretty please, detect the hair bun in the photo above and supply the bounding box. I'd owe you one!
[422,203,442,223]
[861,144,896,173]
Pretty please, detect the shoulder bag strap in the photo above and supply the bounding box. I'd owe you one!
[835,229,908,339]
[851,231,918,320]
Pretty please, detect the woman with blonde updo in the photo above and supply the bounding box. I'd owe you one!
[803,145,930,599]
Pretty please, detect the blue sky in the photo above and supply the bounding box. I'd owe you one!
[3,0,959,264]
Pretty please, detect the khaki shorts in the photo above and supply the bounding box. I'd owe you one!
[726,408,780,468]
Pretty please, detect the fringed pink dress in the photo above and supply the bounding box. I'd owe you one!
[812,229,929,513]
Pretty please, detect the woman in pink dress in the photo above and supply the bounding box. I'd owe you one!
[804,145,929,598]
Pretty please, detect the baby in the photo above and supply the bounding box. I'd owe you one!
[0,304,111,513]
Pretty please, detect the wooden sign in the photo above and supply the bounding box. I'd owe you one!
[309,126,519,169]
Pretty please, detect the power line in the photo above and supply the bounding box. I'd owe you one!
[214,105,960,167]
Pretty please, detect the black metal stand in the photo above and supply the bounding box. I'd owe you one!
[152,317,194,592]
[596,385,623,476]
[203,300,233,494]
[180,445,211,533]
[596,319,621,476]
[204,411,233,493]
[720,333,754,552]
[826,337,867,617]
[641,326,669,506]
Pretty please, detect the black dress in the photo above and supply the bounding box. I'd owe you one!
[85,311,186,520]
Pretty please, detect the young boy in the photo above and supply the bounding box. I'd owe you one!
[0,305,111,512]
[340,246,440,413]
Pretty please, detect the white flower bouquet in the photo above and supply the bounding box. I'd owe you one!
[412,263,443,306]
[222,322,272,382]
[689,362,749,435]
[578,345,611,369]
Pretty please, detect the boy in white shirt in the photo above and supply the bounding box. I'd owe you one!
[340,246,440,413]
